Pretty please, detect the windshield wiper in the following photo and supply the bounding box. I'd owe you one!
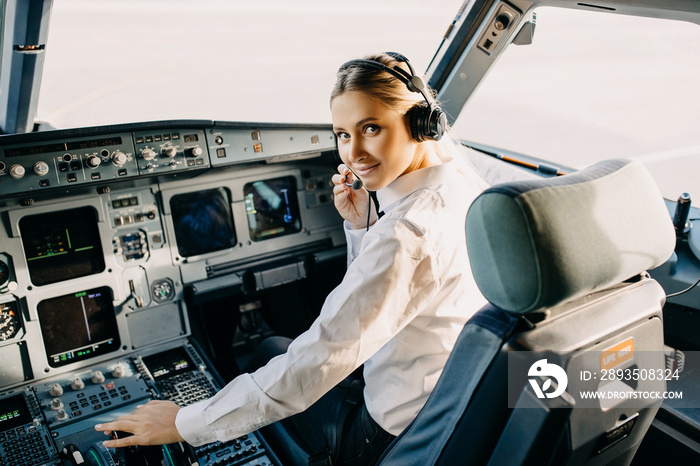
[464,142,568,176]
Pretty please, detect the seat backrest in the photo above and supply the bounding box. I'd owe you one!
[379,159,675,466]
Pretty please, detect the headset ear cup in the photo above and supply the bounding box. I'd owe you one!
[408,103,446,142]
[432,109,447,141]
[408,105,424,142]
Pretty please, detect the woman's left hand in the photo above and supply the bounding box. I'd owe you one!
[95,400,184,447]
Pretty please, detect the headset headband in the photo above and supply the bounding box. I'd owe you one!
[337,52,432,105]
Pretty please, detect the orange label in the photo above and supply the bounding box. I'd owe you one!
[601,338,635,370]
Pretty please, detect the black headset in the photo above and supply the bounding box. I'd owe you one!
[337,52,447,142]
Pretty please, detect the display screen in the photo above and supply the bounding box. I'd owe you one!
[244,176,302,241]
[142,347,195,381]
[19,206,105,286]
[4,137,122,157]
[0,394,31,433]
[170,187,237,257]
[37,287,119,368]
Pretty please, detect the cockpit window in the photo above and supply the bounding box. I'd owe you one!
[36,0,462,128]
[452,7,700,201]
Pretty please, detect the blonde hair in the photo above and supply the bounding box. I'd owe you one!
[331,53,489,190]
[331,53,424,115]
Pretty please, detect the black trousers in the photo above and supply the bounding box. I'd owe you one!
[247,337,396,466]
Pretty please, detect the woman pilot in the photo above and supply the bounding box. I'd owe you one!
[96,52,488,465]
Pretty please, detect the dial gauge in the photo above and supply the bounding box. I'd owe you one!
[0,301,21,341]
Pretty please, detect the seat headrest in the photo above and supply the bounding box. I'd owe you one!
[465,159,675,314]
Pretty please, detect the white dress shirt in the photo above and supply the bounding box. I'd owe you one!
[176,158,487,444]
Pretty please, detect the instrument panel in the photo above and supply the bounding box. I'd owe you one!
[0,120,344,465]
[0,120,336,201]
[1,340,278,465]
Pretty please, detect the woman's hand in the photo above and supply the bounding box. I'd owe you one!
[332,164,377,229]
[95,400,184,447]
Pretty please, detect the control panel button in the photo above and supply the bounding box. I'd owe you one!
[164,146,177,157]
[112,151,127,167]
[86,155,101,168]
[33,161,49,176]
[111,364,126,378]
[54,409,69,422]
[9,164,25,179]
[189,146,203,157]
[50,398,64,410]
[48,383,63,397]
[91,371,105,384]
[140,148,156,161]
[71,378,85,390]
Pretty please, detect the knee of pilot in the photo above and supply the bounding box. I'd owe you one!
[245,336,293,372]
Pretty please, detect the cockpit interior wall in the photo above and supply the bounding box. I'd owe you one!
[0,120,348,465]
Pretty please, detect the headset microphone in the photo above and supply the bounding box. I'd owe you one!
[340,168,370,229]
[344,170,363,190]
[346,177,363,190]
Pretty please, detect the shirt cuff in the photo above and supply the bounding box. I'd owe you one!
[175,399,217,447]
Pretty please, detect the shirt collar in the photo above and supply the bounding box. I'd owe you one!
[376,159,455,213]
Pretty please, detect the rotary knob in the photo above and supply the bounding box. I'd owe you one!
[55,409,69,422]
[495,13,511,30]
[164,146,177,157]
[91,371,105,384]
[48,383,64,397]
[50,398,64,410]
[189,146,203,157]
[34,161,49,176]
[112,151,127,167]
[111,364,126,378]
[71,377,85,390]
[9,164,25,179]
[86,155,101,168]
[141,148,156,161]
